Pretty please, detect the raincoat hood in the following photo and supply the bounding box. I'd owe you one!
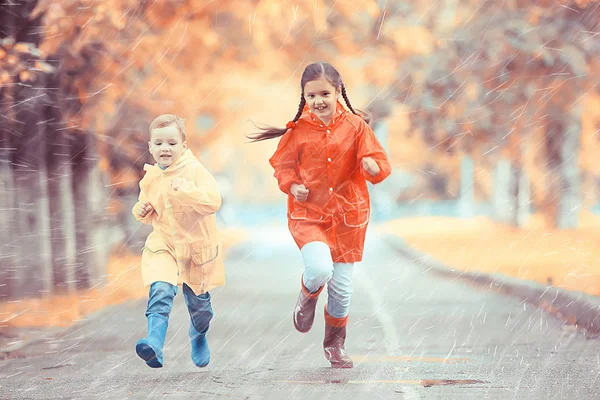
[143,148,198,177]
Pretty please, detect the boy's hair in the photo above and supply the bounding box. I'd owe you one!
[149,114,186,140]
[246,62,370,142]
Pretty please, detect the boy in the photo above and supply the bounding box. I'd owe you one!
[133,114,225,368]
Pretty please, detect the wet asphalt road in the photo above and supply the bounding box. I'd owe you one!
[1,226,599,399]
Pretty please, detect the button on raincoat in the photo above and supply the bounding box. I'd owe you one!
[133,149,225,294]
[269,101,392,263]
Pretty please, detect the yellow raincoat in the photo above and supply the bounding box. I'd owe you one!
[133,149,225,294]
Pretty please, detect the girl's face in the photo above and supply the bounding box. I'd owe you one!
[148,125,187,167]
[303,78,339,126]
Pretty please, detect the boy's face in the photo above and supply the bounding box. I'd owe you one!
[148,125,187,168]
[303,78,339,126]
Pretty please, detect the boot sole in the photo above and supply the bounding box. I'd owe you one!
[136,343,163,368]
[192,358,210,368]
[325,351,354,368]
[330,361,354,368]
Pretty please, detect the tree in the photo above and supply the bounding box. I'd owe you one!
[389,0,600,228]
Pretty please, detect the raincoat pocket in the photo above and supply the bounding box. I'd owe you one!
[189,243,220,285]
[142,234,170,254]
[290,200,324,222]
[343,209,370,228]
[290,207,308,220]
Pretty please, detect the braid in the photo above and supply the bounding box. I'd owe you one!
[246,94,306,142]
[341,83,358,115]
[341,83,371,125]
[293,95,306,122]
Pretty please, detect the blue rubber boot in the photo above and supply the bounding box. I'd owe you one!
[183,283,213,367]
[136,282,177,368]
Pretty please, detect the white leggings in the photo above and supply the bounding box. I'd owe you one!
[301,241,354,319]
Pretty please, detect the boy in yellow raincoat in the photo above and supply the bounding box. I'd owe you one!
[133,114,225,368]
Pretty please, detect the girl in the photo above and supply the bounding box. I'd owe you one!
[248,62,391,368]
[133,114,225,368]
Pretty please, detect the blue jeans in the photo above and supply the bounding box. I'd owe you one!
[301,241,354,319]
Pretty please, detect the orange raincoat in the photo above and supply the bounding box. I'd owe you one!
[269,101,391,263]
[133,149,225,294]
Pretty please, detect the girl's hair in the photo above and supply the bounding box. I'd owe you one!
[247,62,370,142]
[149,114,186,140]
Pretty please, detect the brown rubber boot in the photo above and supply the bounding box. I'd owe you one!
[323,306,353,368]
[293,275,324,333]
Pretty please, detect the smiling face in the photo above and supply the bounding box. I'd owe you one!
[303,78,339,126]
[148,125,187,168]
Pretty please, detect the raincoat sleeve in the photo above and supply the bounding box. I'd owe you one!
[132,182,155,225]
[269,131,301,195]
[170,164,222,216]
[356,120,392,184]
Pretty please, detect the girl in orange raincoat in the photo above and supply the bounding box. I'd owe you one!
[248,62,391,368]
[133,114,225,368]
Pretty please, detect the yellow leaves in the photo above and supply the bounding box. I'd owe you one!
[362,52,398,86]
[385,26,435,56]
[13,43,30,53]
[6,54,18,66]
[465,83,479,101]
[19,70,36,83]
[0,70,10,84]
[203,30,220,51]
[34,61,55,74]
[527,6,542,24]
[334,0,379,19]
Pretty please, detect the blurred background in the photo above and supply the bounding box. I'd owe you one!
[2,0,600,330]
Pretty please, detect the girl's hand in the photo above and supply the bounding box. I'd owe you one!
[138,202,154,218]
[362,157,380,176]
[290,183,309,202]
[171,177,184,191]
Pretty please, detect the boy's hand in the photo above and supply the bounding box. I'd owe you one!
[138,202,154,218]
[362,157,380,176]
[171,177,184,191]
[290,183,309,202]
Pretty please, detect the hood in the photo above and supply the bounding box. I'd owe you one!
[143,148,198,177]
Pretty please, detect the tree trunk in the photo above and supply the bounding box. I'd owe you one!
[0,81,16,300]
[493,159,531,227]
[0,135,15,301]
[72,133,93,290]
[544,105,582,229]
[88,159,109,287]
[47,128,76,293]
[72,131,107,289]
[556,105,582,229]
[13,105,53,298]
[492,158,513,224]
[514,167,530,228]
[458,155,475,217]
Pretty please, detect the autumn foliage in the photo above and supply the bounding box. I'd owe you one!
[2,0,600,225]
